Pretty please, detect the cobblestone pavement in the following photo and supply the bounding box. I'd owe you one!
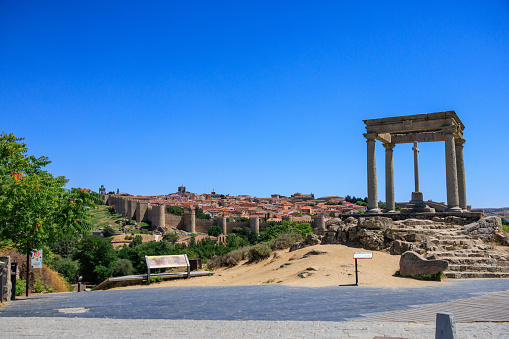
[0,279,508,338]
[0,318,507,338]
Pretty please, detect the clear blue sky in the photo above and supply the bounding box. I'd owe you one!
[1,1,508,208]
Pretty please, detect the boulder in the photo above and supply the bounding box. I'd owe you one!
[302,249,327,258]
[304,233,322,246]
[391,240,415,255]
[360,216,393,230]
[399,251,448,277]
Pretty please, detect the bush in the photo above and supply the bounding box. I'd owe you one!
[166,206,184,216]
[247,244,272,262]
[162,233,179,244]
[102,225,116,237]
[129,235,143,248]
[52,257,80,283]
[259,221,312,242]
[16,279,26,296]
[112,258,134,277]
[196,212,211,220]
[267,233,303,251]
[207,248,249,270]
[208,225,222,237]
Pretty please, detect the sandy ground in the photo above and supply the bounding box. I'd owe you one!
[112,244,446,290]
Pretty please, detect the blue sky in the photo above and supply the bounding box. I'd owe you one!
[1,1,508,208]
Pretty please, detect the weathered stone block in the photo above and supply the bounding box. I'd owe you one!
[399,251,448,277]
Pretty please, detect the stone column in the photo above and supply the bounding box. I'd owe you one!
[384,143,395,213]
[455,138,467,211]
[444,130,461,211]
[412,142,420,193]
[364,133,380,214]
[249,217,259,234]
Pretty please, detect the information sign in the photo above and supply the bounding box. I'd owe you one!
[353,252,373,259]
[31,249,43,268]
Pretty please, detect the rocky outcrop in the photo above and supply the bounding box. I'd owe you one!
[399,251,448,277]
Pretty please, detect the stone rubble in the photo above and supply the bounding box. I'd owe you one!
[317,215,509,279]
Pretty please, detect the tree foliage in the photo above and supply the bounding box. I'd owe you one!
[0,132,100,255]
[259,221,312,242]
[208,225,222,237]
[166,205,184,216]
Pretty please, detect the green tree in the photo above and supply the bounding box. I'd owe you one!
[0,133,100,293]
[208,225,222,237]
[166,206,184,216]
[102,225,116,237]
[329,212,335,217]
[73,236,117,284]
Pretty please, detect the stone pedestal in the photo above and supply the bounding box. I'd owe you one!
[401,192,436,213]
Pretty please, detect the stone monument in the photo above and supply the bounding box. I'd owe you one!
[363,111,467,214]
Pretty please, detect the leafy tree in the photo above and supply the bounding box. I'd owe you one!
[329,212,335,217]
[196,212,211,220]
[232,227,258,245]
[112,258,134,277]
[73,236,117,284]
[102,225,116,237]
[129,235,143,247]
[234,217,249,222]
[208,225,222,237]
[166,206,184,216]
[48,236,78,258]
[162,233,179,244]
[0,132,100,293]
[52,257,80,283]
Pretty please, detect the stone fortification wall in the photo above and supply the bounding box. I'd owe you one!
[165,213,184,229]
[195,218,215,234]
[136,201,149,223]
[127,200,137,220]
[225,222,250,233]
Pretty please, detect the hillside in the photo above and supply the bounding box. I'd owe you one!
[112,244,441,290]
[484,208,509,220]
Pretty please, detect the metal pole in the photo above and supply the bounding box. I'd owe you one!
[355,258,358,285]
[26,252,29,297]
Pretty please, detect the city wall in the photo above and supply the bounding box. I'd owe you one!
[104,194,325,236]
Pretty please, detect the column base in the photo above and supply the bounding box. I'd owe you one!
[384,210,396,214]
[365,208,381,215]
[401,192,436,213]
[446,206,463,212]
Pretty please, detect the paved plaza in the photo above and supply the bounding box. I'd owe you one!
[1,279,508,338]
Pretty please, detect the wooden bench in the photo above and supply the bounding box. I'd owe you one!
[145,254,190,284]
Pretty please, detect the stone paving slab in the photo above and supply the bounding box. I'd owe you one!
[0,318,508,338]
[2,279,509,322]
[361,289,509,323]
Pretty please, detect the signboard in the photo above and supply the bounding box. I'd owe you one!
[353,252,373,259]
[31,249,43,268]
[146,255,188,268]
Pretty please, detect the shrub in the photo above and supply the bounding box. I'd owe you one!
[162,233,179,244]
[52,257,80,283]
[259,221,312,242]
[112,258,134,277]
[107,206,116,215]
[102,225,116,237]
[208,225,222,237]
[268,233,303,251]
[16,279,26,296]
[129,235,143,248]
[207,248,249,270]
[247,244,272,262]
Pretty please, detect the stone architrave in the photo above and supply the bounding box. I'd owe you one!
[399,251,448,277]
[363,111,466,215]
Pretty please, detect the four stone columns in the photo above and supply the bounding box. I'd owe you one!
[366,129,467,214]
[365,134,380,214]
[384,143,395,213]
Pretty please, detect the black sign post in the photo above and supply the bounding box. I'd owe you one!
[353,252,373,286]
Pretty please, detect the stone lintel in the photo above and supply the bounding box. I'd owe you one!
[363,111,464,136]
[391,131,446,144]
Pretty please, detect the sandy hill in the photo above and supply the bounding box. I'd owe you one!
[113,244,442,290]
